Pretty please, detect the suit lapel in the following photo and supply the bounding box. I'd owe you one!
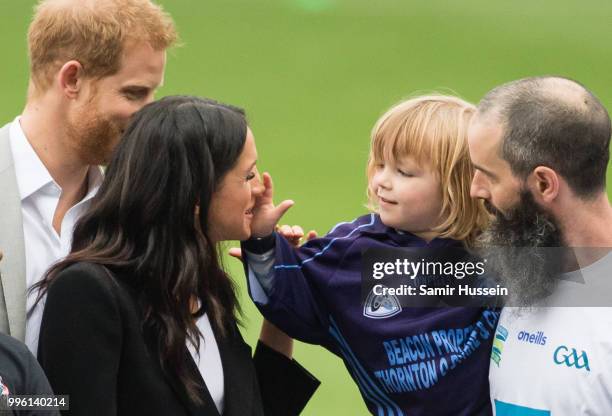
[167,322,260,416]
[142,322,221,416]
[0,123,27,341]
[217,326,257,416]
[185,346,223,416]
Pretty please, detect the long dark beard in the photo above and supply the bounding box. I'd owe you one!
[477,190,564,307]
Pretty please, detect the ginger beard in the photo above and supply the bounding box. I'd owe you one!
[66,94,124,166]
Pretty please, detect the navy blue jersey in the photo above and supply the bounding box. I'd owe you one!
[242,213,499,416]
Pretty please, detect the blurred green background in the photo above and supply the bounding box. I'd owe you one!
[1,0,611,414]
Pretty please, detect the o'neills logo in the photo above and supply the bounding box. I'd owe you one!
[517,330,547,346]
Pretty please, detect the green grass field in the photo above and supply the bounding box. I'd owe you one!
[1,1,611,414]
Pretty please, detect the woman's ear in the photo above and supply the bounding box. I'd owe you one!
[528,166,559,204]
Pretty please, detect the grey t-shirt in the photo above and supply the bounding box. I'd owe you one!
[550,249,612,307]
[0,333,58,416]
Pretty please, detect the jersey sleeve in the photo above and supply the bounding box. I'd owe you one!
[242,220,358,346]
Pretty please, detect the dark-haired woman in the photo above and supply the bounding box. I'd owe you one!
[35,96,319,416]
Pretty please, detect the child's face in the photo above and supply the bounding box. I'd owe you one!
[369,156,443,241]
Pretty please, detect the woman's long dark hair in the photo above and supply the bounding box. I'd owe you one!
[33,95,248,403]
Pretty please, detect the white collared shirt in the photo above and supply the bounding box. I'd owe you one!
[187,313,225,414]
[8,116,103,356]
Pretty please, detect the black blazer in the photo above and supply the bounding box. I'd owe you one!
[38,262,319,416]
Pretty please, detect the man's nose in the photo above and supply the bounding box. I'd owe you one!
[144,93,156,105]
[470,173,490,200]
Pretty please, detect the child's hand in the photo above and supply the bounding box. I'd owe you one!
[228,247,243,259]
[277,224,318,247]
[228,225,317,260]
[250,172,294,238]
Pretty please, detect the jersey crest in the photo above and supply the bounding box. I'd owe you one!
[363,286,402,319]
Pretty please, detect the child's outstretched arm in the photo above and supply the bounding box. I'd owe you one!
[243,174,364,349]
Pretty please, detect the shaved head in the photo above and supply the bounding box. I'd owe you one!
[479,77,604,122]
[475,76,611,198]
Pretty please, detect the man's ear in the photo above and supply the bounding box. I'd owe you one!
[529,166,560,204]
[57,60,84,99]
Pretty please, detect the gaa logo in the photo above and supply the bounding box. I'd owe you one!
[553,345,590,372]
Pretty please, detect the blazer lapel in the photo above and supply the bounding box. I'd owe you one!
[142,323,221,416]
[0,123,27,341]
[217,326,258,416]
[185,347,223,416]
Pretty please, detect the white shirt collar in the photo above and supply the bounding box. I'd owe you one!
[9,116,55,201]
[9,116,104,201]
[85,165,104,201]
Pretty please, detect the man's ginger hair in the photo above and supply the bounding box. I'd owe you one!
[28,0,177,92]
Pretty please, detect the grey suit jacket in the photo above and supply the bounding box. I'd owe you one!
[0,122,27,341]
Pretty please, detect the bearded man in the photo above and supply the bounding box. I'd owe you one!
[468,76,612,415]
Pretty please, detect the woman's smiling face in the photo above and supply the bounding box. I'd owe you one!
[208,128,264,242]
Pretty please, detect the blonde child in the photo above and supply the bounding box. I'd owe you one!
[242,95,499,416]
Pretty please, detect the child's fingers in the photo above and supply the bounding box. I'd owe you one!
[278,224,306,247]
[291,225,304,239]
[278,225,305,239]
[306,230,318,241]
[262,172,274,198]
[273,199,294,222]
[228,247,243,260]
[278,224,293,237]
